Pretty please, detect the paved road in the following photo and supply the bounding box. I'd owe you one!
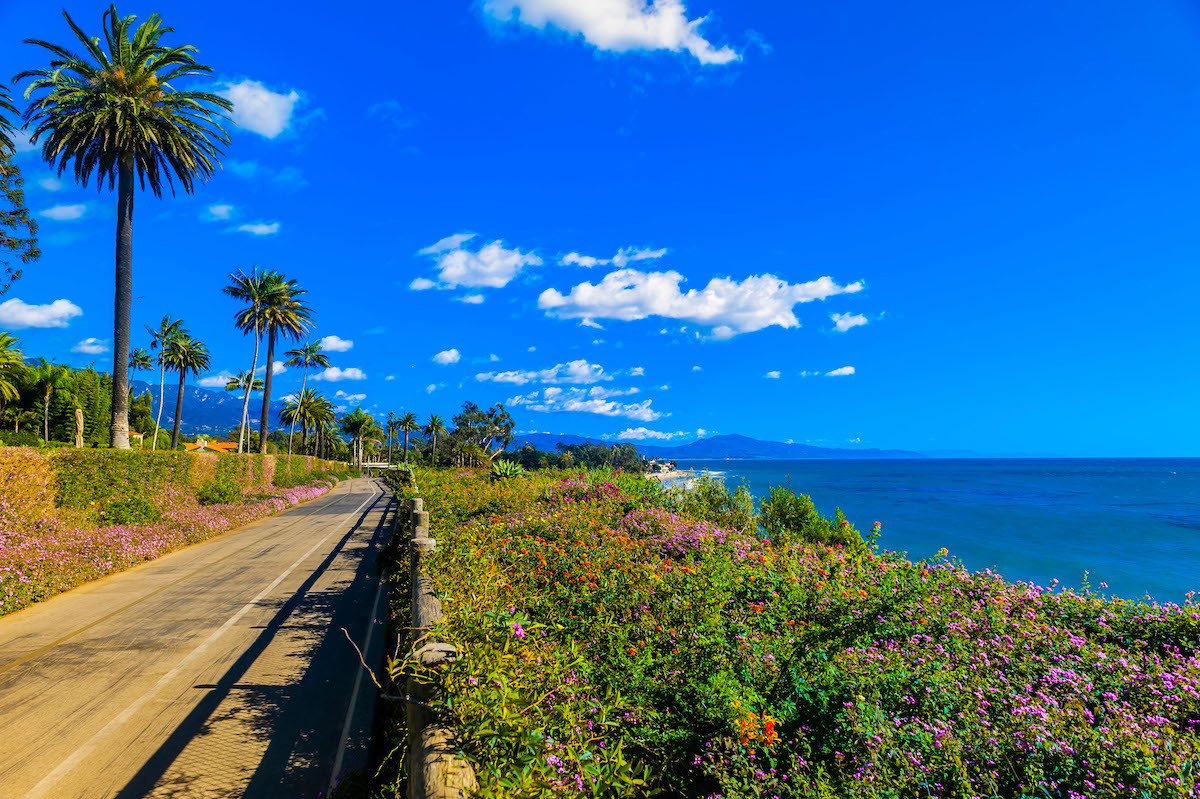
[0,478,395,799]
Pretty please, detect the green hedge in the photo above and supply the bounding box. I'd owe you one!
[51,449,191,510]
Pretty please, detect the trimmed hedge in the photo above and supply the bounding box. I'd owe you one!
[51,449,192,511]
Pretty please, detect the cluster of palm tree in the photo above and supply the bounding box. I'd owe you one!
[135,315,211,449]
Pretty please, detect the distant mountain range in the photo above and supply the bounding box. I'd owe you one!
[130,380,288,436]
[509,432,924,460]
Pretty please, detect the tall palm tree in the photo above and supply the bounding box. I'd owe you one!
[0,83,17,155]
[255,274,312,453]
[27,358,71,444]
[223,267,275,453]
[0,332,26,405]
[224,370,263,393]
[17,7,231,449]
[127,347,152,387]
[424,413,446,467]
[161,333,209,449]
[145,314,184,450]
[339,408,372,468]
[398,412,419,463]
[384,411,398,465]
[282,341,328,455]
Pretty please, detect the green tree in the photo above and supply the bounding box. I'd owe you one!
[398,412,419,463]
[451,401,514,462]
[161,333,209,449]
[224,370,263,392]
[17,6,231,448]
[223,267,277,453]
[145,314,184,450]
[127,347,152,387]
[254,274,312,453]
[424,413,447,467]
[339,407,373,468]
[0,332,25,405]
[282,340,328,455]
[0,82,17,154]
[384,411,398,464]
[0,152,39,297]
[27,358,71,444]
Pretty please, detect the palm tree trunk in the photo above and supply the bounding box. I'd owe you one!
[403,431,410,463]
[171,371,185,449]
[301,425,308,455]
[258,329,276,454]
[287,365,308,456]
[110,152,134,450]
[432,432,438,466]
[152,363,166,451]
[238,330,261,454]
[43,386,50,444]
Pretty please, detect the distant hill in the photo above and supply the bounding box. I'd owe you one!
[130,380,288,436]
[510,432,924,460]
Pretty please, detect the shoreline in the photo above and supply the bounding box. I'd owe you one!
[644,469,698,483]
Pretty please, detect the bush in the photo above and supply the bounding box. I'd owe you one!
[662,474,757,534]
[758,485,865,550]
[0,430,41,447]
[100,495,161,525]
[197,477,241,506]
[51,449,190,509]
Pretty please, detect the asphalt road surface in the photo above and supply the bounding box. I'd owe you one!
[0,477,395,799]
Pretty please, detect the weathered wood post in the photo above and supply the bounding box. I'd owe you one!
[405,497,476,798]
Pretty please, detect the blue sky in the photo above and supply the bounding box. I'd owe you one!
[2,0,1199,456]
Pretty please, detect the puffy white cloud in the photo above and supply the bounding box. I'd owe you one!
[765,370,780,379]
[410,277,436,291]
[38,177,61,191]
[0,298,82,328]
[825,366,855,377]
[539,269,863,337]
[335,390,367,403]
[205,203,234,221]
[433,349,461,365]
[458,294,485,304]
[254,360,287,376]
[482,0,741,65]
[237,221,280,236]
[831,312,868,332]
[580,318,603,329]
[319,334,353,352]
[41,204,86,221]
[586,385,639,399]
[489,353,501,362]
[197,371,236,388]
[219,79,302,138]
[476,359,612,385]
[560,246,668,268]
[630,366,645,376]
[692,365,702,371]
[528,346,537,352]
[311,366,367,381]
[611,426,706,440]
[71,337,109,354]
[385,375,395,381]
[418,234,543,289]
[426,383,439,393]
[507,387,662,421]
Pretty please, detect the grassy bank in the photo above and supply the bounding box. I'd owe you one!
[0,447,355,616]
[373,467,1200,798]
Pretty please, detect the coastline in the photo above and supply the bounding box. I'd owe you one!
[645,469,701,484]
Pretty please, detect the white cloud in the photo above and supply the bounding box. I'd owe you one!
[0,298,82,328]
[311,366,367,381]
[71,337,109,355]
[38,177,61,191]
[385,375,395,381]
[560,252,605,268]
[419,232,476,255]
[560,246,668,269]
[41,204,86,221]
[433,348,461,365]
[458,294,485,304]
[765,370,780,379]
[334,390,367,403]
[205,203,235,221]
[410,277,436,291]
[418,234,543,289]
[476,358,613,385]
[482,0,741,65]
[539,269,863,337]
[611,426,705,440]
[528,346,537,352]
[319,334,353,352]
[630,366,645,376]
[826,366,856,377]
[219,79,302,138]
[831,312,868,332]
[254,360,287,376]
[692,365,702,371]
[507,387,663,421]
[586,385,639,399]
[489,353,500,362]
[580,317,603,329]
[237,221,280,236]
[198,371,236,388]
[426,383,439,394]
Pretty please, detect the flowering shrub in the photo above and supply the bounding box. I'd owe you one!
[0,448,339,616]
[376,467,1200,799]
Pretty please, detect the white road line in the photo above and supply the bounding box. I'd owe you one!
[26,482,381,799]
[327,576,387,796]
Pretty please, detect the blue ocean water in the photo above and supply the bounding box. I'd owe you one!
[674,458,1200,604]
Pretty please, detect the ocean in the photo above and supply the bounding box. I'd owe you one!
[672,458,1200,604]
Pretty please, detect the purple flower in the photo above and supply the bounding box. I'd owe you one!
[512,622,526,638]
